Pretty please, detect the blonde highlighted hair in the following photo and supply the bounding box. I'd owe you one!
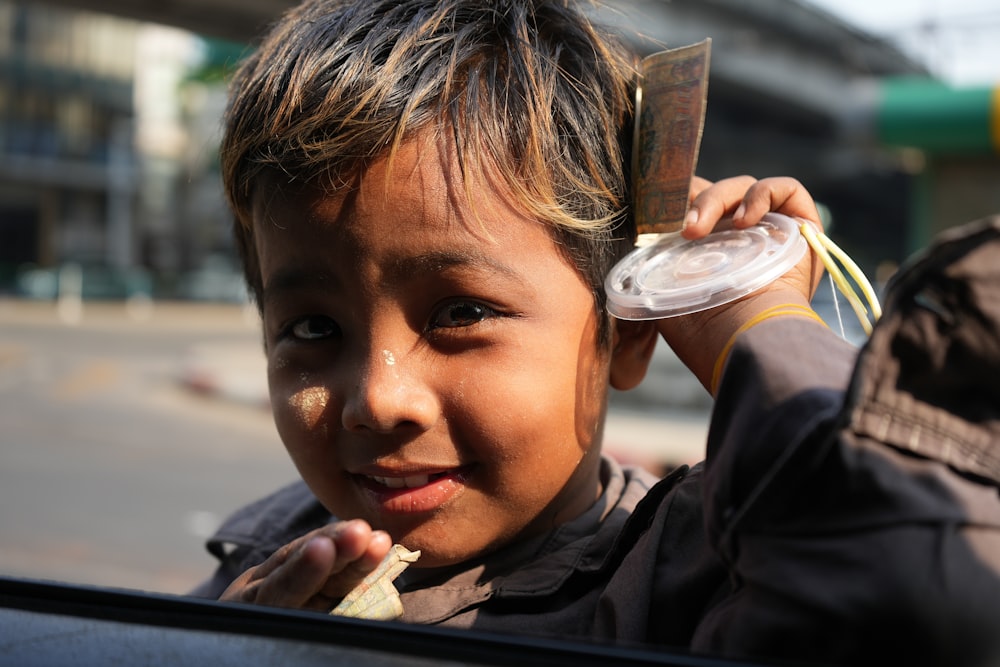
[222,0,639,341]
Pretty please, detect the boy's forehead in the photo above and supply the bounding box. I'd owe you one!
[246,169,600,316]
[251,133,537,242]
[250,172,591,314]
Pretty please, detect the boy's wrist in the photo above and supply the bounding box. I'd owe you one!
[708,301,825,394]
[656,288,816,395]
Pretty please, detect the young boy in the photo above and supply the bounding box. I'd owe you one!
[194,0,1000,664]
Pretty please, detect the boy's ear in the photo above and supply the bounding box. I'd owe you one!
[609,319,659,390]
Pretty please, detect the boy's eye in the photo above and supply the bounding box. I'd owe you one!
[288,315,341,340]
[428,301,496,329]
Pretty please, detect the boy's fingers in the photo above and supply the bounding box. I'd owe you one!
[219,520,385,611]
[216,531,311,603]
[731,177,824,294]
[252,520,379,608]
[241,533,306,580]
[732,177,821,229]
[684,175,757,238]
[231,521,333,582]
[250,535,338,609]
[688,175,714,199]
[317,520,372,569]
[319,529,393,599]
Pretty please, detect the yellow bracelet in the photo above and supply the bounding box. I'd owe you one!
[709,303,826,395]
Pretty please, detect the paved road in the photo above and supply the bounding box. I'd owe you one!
[0,299,298,594]
[0,297,709,596]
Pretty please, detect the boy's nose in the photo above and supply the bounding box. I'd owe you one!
[340,347,439,434]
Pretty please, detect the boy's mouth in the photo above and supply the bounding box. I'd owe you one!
[366,472,449,489]
[354,466,473,514]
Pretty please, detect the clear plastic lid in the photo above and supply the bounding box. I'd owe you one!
[605,212,807,320]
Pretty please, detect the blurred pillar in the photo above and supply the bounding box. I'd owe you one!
[106,116,135,269]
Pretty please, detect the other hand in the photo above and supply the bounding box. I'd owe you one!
[654,175,826,392]
[219,519,392,612]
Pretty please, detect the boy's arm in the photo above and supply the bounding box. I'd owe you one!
[692,307,1000,665]
[663,194,1000,663]
[656,175,824,393]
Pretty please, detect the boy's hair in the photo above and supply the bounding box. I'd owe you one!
[222,0,639,343]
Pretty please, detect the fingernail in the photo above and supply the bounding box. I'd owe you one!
[682,208,699,231]
[733,203,746,221]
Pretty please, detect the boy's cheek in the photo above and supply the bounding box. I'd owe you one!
[285,385,331,431]
[269,362,334,435]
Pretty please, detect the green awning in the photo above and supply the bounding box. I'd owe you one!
[877,78,999,154]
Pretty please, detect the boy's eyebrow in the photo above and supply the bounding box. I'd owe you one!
[261,267,340,308]
[261,249,525,306]
[387,249,522,283]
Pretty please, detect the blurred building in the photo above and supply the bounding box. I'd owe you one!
[0,1,137,290]
[4,0,997,300]
[0,1,236,299]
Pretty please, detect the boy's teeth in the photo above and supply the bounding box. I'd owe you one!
[370,474,431,488]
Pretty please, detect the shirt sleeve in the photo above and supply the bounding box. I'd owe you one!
[187,565,239,599]
[693,315,1000,666]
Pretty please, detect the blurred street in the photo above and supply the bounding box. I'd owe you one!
[0,299,296,594]
[0,297,709,596]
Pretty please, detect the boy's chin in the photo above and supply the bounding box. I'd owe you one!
[388,526,523,570]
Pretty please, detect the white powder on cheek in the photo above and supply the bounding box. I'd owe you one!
[288,386,331,430]
[382,349,396,366]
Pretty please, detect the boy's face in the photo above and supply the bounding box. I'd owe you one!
[251,136,615,567]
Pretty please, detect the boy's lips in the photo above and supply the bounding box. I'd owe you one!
[353,465,474,514]
[367,472,447,488]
